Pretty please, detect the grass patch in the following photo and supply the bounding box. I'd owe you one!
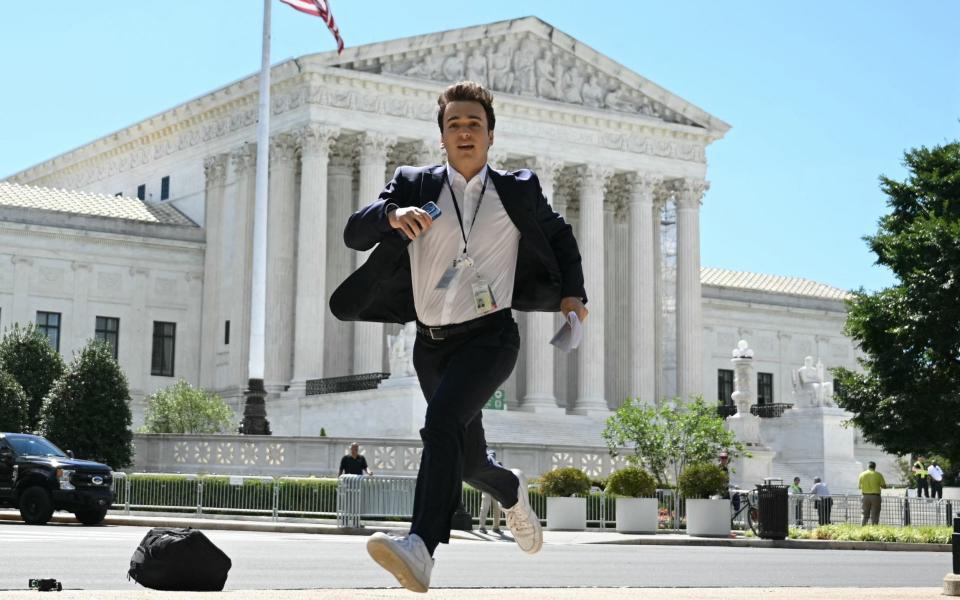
[788,524,951,544]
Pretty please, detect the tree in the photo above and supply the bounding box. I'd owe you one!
[141,379,235,434]
[40,341,133,468]
[833,140,960,463]
[602,396,744,486]
[0,323,65,431]
[0,371,29,433]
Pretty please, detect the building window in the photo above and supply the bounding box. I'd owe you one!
[757,372,774,405]
[160,176,170,201]
[224,320,230,345]
[95,316,120,359]
[717,369,734,405]
[151,321,176,376]
[36,311,61,352]
[137,184,146,200]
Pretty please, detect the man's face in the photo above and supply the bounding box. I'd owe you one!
[440,100,494,172]
[350,445,359,457]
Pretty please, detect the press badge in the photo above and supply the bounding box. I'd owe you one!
[472,278,497,315]
[434,255,474,290]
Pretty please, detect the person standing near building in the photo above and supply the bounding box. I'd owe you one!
[788,476,804,527]
[331,81,587,593]
[478,491,502,534]
[928,461,944,499]
[809,477,832,526]
[913,456,929,498]
[858,461,887,526]
[338,442,373,476]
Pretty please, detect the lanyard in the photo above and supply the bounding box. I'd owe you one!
[444,167,488,255]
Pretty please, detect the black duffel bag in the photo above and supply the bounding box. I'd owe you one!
[128,527,232,591]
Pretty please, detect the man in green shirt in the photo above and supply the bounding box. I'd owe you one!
[788,476,804,526]
[858,461,886,525]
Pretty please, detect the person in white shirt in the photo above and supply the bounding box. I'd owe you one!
[809,477,832,526]
[928,462,944,499]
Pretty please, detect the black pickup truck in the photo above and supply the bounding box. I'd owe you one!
[0,433,114,525]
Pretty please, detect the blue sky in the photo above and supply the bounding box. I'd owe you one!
[2,1,957,292]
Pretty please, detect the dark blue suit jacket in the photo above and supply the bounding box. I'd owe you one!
[329,164,586,324]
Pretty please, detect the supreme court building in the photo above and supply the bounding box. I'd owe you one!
[1,17,893,484]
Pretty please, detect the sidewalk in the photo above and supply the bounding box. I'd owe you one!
[0,587,948,599]
[0,510,950,553]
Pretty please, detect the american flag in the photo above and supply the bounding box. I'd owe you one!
[279,0,345,54]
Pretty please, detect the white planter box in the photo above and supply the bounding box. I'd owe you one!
[615,497,659,534]
[546,496,586,530]
[685,498,731,537]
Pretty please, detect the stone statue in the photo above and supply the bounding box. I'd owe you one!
[513,38,540,96]
[582,75,606,108]
[465,49,488,87]
[441,51,466,82]
[388,322,417,378]
[489,41,516,92]
[535,53,558,99]
[561,61,585,104]
[605,86,643,114]
[791,356,834,408]
[402,51,444,79]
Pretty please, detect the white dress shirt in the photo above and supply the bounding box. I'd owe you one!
[408,163,521,326]
[928,465,944,482]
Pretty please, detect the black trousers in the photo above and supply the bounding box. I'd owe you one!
[931,479,943,499]
[409,310,521,555]
[916,476,929,497]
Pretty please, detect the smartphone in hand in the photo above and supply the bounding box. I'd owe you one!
[421,201,442,220]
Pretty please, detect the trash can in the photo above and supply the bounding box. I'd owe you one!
[756,480,789,540]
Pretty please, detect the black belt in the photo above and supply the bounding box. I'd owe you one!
[416,310,511,341]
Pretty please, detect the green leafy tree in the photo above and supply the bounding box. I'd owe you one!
[141,379,235,434]
[833,140,960,463]
[0,323,65,430]
[603,396,744,486]
[40,341,133,468]
[0,371,29,432]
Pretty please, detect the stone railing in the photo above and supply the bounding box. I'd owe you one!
[131,433,628,479]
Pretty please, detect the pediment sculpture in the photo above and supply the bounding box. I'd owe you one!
[368,35,697,127]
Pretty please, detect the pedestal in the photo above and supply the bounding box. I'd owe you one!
[239,378,271,435]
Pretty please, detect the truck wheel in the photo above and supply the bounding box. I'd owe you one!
[19,487,54,525]
[74,508,107,525]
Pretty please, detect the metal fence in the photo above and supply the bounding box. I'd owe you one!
[789,494,955,529]
[111,473,954,531]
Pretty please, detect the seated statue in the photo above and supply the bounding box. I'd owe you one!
[387,322,417,378]
[791,356,834,407]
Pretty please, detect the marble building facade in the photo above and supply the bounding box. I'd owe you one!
[2,17,896,483]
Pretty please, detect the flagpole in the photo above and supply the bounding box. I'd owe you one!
[240,0,272,435]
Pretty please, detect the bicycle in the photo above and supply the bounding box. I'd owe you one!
[730,488,759,535]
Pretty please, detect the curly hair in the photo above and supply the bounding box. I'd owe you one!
[436,81,496,132]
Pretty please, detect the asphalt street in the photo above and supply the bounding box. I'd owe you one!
[0,521,950,592]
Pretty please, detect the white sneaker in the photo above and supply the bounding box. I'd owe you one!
[502,469,543,554]
[366,532,433,593]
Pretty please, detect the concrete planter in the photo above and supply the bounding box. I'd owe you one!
[546,496,586,530]
[685,498,731,537]
[615,497,659,533]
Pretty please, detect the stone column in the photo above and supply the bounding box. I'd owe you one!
[522,158,565,413]
[323,143,356,377]
[201,154,228,389]
[289,125,338,392]
[572,165,613,416]
[69,262,93,354]
[129,267,150,396]
[675,178,708,399]
[353,133,395,375]
[628,173,661,405]
[264,135,298,392]
[229,144,257,393]
[10,255,33,327]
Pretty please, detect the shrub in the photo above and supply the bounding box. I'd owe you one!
[0,371,29,432]
[606,466,657,498]
[40,340,133,469]
[539,467,591,497]
[0,323,65,430]
[677,463,728,499]
[141,379,235,434]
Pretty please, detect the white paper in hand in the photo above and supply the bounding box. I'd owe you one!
[549,311,583,352]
